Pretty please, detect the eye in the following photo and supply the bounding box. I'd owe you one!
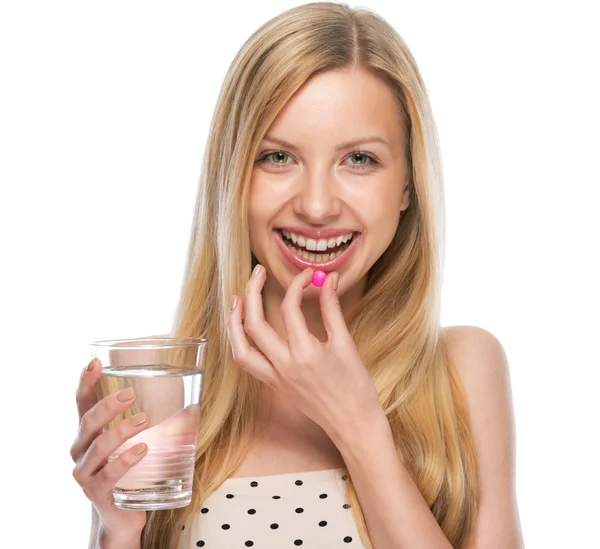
[258,150,293,168]
[256,150,379,171]
[345,152,378,170]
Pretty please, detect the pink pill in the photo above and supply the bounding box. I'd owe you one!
[311,270,327,287]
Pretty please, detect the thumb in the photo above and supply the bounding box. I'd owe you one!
[76,358,102,421]
[319,272,347,340]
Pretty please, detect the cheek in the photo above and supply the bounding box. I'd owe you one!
[355,194,401,253]
[371,213,399,254]
[248,179,281,251]
[248,179,270,226]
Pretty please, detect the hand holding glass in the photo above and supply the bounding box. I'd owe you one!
[89,337,207,511]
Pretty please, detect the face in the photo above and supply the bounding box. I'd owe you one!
[248,67,411,299]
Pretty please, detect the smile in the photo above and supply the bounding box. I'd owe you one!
[273,229,360,272]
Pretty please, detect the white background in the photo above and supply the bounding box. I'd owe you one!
[1,1,598,547]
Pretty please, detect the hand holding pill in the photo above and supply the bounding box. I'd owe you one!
[226,265,381,440]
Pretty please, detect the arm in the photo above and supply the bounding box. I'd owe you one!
[448,326,524,549]
[330,326,524,549]
[88,505,100,549]
[333,414,454,548]
[88,505,142,549]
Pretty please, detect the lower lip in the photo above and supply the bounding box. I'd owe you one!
[273,230,360,273]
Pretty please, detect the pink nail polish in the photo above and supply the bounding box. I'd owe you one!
[312,270,326,287]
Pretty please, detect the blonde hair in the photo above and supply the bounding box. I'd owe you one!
[142,2,480,548]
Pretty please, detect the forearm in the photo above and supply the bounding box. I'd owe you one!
[331,413,454,549]
[98,527,142,549]
[88,504,143,549]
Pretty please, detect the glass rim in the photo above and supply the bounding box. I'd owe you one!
[89,336,208,350]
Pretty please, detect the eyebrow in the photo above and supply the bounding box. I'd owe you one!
[262,134,390,152]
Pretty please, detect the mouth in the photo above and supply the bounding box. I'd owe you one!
[273,229,361,273]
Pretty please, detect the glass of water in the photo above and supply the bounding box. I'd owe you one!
[89,336,207,511]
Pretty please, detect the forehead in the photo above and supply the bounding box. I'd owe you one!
[262,68,404,149]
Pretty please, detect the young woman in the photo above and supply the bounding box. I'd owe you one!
[71,3,523,548]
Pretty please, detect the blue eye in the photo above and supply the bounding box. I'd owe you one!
[257,150,379,171]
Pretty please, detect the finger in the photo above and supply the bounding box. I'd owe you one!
[76,358,102,421]
[280,267,316,350]
[82,442,148,502]
[72,411,149,486]
[319,272,348,341]
[227,295,278,387]
[242,264,289,364]
[70,386,139,463]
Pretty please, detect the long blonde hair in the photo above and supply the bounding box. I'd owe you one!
[142,2,480,548]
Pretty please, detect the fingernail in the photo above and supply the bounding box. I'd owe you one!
[86,358,97,372]
[252,264,262,277]
[132,442,148,456]
[117,387,136,402]
[131,412,148,426]
[230,295,239,310]
[332,273,339,291]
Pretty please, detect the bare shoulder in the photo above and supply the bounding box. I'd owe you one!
[443,325,511,394]
[442,325,514,456]
[442,325,525,549]
[443,324,513,459]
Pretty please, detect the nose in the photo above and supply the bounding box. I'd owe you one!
[292,169,341,224]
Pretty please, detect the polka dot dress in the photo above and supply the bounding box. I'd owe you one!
[179,467,365,548]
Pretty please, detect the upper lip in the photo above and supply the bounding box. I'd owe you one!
[275,226,360,240]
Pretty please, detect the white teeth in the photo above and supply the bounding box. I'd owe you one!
[287,244,344,262]
[316,239,328,252]
[305,238,317,251]
[281,230,355,251]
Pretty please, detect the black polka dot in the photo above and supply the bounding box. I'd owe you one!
[295,479,303,486]
[245,542,254,547]
[250,481,258,487]
[295,507,304,513]
[294,540,303,546]
[270,523,279,529]
[221,524,230,530]
[226,493,234,499]
[247,508,256,515]
[272,495,281,499]
[343,503,351,509]
[196,542,205,547]
[319,493,328,499]
[318,520,328,527]
[180,525,185,530]
[342,474,348,480]
[200,507,209,514]
[344,536,353,543]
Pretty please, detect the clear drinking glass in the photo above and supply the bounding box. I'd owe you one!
[89,336,207,511]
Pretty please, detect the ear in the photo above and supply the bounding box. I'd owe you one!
[400,179,412,211]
